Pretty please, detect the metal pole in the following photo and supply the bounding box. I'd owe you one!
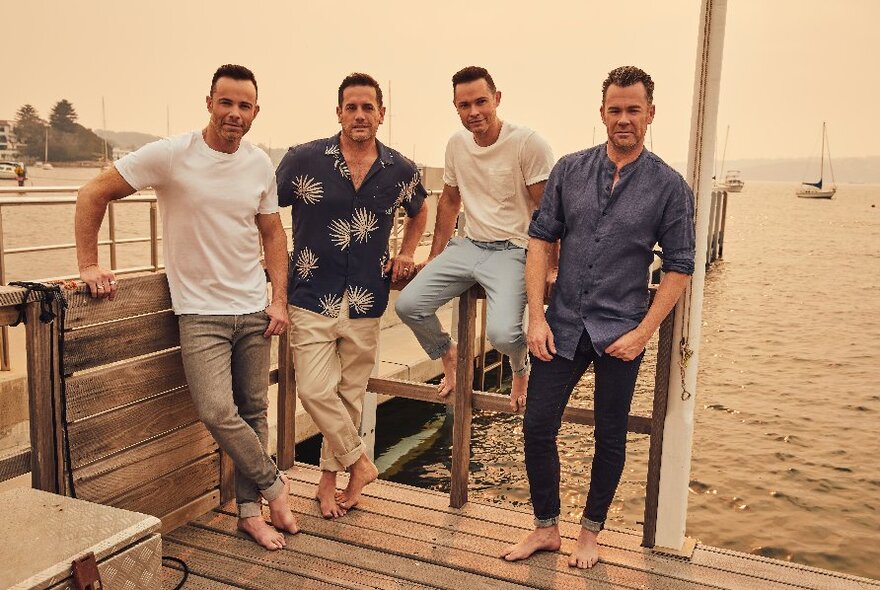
[653,0,727,554]
[149,202,159,271]
[0,203,8,371]
[108,201,118,270]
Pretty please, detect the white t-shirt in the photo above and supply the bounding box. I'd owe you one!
[115,131,279,314]
[443,121,554,248]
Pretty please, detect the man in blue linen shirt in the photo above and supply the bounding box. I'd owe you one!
[502,66,695,568]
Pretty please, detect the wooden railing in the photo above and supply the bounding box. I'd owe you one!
[2,274,675,547]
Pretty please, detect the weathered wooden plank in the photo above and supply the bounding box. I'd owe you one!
[279,478,806,590]
[163,540,343,590]
[643,310,675,547]
[25,301,61,493]
[367,377,653,434]
[450,289,477,508]
[0,446,30,482]
[64,349,186,421]
[110,454,219,518]
[67,387,199,469]
[163,567,239,590]
[63,274,172,330]
[63,309,179,374]
[0,305,20,326]
[219,451,235,505]
[191,512,536,590]
[162,491,221,535]
[72,423,216,502]
[171,524,436,590]
[276,331,296,470]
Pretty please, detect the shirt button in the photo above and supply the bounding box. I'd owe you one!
[602,212,608,216]
[588,264,594,269]
[594,237,600,242]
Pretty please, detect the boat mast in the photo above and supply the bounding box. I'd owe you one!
[818,121,826,186]
[719,124,729,178]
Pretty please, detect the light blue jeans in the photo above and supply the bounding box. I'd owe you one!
[395,237,529,376]
[178,312,284,518]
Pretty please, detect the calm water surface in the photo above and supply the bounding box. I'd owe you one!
[4,172,878,578]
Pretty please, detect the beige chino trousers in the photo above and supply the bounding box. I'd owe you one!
[288,294,380,472]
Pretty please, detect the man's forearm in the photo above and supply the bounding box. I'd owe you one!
[75,188,109,270]
[262,228,289,304]
[637,271,690,336]
[428,195,460,258]
[399,207,427,257]
[526,238,553,319]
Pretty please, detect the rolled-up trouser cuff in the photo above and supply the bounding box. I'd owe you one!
[320,441,366,472]
[580,516,604,533]
[260,474,285,503]
[238,501,263,518]
[512,353,530,377]
[425,336,453,361]
[534,515,559,528]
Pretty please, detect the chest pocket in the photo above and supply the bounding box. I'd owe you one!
[488,167,516,202]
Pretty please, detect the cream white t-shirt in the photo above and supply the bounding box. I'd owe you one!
[115,131,279,314]
[443,121,554,248]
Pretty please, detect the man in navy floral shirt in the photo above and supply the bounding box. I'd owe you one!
[276,73,427,519]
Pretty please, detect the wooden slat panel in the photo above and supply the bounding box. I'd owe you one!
[65,349,186,421]
[25,302,61,493]
[170,524,436,590]
[162,491,221,535]
[67,387,199,469]
[0,447,30,482]
[163,540,343,590]
[110,454,219,517]
[63,309,179,374]
[368,377,653,435]
[63,274,172,330]
[72,423,216,502]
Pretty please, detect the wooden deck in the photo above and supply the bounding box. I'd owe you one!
[161,465,879,590]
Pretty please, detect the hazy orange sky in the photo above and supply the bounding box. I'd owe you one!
[5,1,875,166]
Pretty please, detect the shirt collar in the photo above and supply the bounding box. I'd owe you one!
[600,142,647,175]
[324,133,395,168]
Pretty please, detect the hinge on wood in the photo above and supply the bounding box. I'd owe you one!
[72,552,103,590]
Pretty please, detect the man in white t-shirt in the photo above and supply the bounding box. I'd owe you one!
[74,64,299,551]
[396,66,554,406]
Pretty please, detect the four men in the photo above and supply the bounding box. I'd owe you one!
[75,64,695,566]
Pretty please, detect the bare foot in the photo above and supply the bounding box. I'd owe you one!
[337,453,378,510]
[510,371,528,412]
[568,528,600,569]
[500,526,562,561]
[437,342,458,398]
[267,475,299,534]
[316,470,346,519]
[237,516,285,550]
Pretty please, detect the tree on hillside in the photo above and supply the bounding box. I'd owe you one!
[50,99,78,132]
[14,104,47,159]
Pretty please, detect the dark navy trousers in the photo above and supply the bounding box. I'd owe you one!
[524,329,643,529]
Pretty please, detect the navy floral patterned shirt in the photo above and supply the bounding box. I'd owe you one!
[276,134,426,319]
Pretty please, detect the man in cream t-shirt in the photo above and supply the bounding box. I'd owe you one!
[396,66,554,406]
[74,64,299,551]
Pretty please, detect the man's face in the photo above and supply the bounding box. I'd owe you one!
[336,86,385,144]
[600,82,655,153]
[206,77,259,143]
[453,79,501,136]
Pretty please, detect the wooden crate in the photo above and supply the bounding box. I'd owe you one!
[1,487,161,590]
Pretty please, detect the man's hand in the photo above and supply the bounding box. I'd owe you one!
[527,316,556,361]
[263,300,289,338]
[385,254,416,282]
[604,326,650,361]
[80,264,118,300]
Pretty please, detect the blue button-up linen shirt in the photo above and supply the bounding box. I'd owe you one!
[276,134,426,319]
[528,145,695,360]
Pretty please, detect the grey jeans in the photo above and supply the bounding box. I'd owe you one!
[178,312,284,518]
[395,237,529,376]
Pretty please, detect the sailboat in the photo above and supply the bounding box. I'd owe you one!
[714,125,745,192]
[797,122,836,199]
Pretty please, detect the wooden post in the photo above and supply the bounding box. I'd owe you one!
[706,191,718,266]
[718,190,728,259]
[219,450,235,504]
[25,300,62,493]
[642,311,675,547]
[450,287,476,508]
[654,0,728,555]
[276,330,297,471]
[712,190,724,262]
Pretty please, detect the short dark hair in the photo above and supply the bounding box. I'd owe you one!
[602,66,654,104]
[451,66,496,94]
[338,73,383,107]
[210,64,258,98]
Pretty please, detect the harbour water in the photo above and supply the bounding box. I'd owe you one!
[3,170,878,579]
